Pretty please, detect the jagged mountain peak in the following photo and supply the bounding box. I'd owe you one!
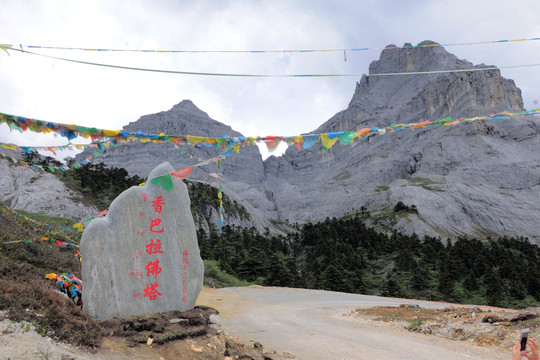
[312,40,523,133]
[169,99,207,115]
[123,99,238,137]
[372,40,472,75]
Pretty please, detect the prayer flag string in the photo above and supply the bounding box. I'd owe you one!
[9,36,540,54]
[4,47,540,78]
[1,109,539,156]
[2,108,540,234]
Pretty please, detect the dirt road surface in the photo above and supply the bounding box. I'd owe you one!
[197,286,511,360]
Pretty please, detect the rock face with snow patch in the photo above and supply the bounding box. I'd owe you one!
[81,162,204,318]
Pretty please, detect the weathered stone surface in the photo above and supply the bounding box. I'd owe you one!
[0,157,98,220]
[81,162,204,318]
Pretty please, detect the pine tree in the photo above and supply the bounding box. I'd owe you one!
[321,264,350,293]
[484,266,504,306]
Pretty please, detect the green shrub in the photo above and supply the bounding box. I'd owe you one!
[203,260,251,288]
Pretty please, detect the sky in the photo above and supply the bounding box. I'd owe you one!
[1,0,539,159]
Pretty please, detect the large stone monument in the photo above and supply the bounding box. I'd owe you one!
[81,162,204,318]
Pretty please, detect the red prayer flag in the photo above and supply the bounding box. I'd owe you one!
[172,166,193,178]
[96,209,108,217]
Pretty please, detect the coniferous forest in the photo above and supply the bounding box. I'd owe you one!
[198,217,540,309]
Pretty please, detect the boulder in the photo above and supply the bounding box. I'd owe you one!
[81,162,204,318]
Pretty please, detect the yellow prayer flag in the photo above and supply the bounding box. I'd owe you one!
[188,135,206,144]
[103,129,120,137]
[320,134,339,150]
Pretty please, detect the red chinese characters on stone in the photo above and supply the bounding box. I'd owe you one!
[143,282,162,301]
[134,194,169,302]
[129,270,143,279]
[151,196,165,214]
[150,218,164,233]
[145,239,163,255]
[181,250,188,302]
[145,259,163,279]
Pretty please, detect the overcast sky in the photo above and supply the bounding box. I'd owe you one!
[1,0,539,159]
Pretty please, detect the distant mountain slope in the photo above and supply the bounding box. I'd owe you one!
[0,157,98,220]
[74,100,281,234]
[62,40,540,242]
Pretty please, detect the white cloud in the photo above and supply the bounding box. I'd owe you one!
[1,0,539,162]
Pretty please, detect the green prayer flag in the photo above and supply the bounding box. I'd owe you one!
[338,132,355,145]
[150,174,174,191]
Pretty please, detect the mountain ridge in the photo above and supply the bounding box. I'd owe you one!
[25,41,540,242]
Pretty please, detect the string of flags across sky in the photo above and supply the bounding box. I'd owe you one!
[2,108,540,233]
[4,36,540,54]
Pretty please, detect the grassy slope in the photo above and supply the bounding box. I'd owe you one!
[0,201,250,347]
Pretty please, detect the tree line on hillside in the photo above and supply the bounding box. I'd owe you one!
[57,162,143,210]
[198,216,540,308]
[48,160,246,218]
[37,161,539,308]
[21,155,144,210]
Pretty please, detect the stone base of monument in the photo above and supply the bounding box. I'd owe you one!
[94,307,217,345]
[90,306,275,359]
[81,162,204,318]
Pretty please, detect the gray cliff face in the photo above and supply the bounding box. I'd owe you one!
[316,41,523,133]
[262,41,538,242]
[0,158,99,220]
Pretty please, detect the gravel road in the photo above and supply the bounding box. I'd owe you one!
[197,286,510,360]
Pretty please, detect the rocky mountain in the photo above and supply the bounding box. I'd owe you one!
[0,157,99,219]
[48,41,540,242]
[262,41,539,242]
[75,100,279,234]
